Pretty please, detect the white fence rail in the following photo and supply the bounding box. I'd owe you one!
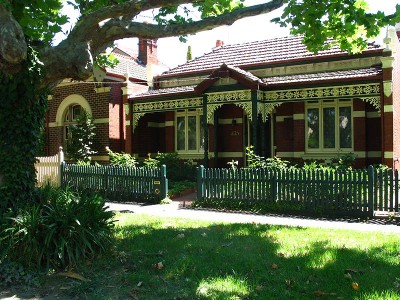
[35,147,64,187]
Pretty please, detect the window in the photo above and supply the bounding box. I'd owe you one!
[306,99,352,152]
[63,104,82,147]
[175,109,204,153]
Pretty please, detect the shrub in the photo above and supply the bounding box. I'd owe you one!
[67,110,97,163]
[245,146,290,169]
[145,152,196,182]
[3,185,114,270]
[106,146,138,167]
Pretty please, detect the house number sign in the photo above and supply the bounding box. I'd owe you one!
[230,131,240,136]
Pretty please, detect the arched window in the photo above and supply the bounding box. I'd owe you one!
[63,104,82,149]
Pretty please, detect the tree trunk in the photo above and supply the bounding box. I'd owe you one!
[0,64,47,214]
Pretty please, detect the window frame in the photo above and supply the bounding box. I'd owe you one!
[63,104,82,148]
[175,109,204,154]
[305,99,353,153]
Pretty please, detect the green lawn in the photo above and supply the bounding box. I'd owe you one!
[46,214,400,299]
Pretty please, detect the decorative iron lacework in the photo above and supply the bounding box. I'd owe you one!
[264,83,380,102]
[207,90,251,103]
[132,97,202,113]
[360,97,381,112]
[258,102,283,121]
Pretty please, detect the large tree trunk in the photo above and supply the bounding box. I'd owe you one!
[0,65,47,214]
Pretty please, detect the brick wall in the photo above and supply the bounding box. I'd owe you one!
[392,33,400,169]
[47,82,113,157]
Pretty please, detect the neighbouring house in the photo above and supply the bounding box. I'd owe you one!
[45,38,166,161]
[126,29,400,169]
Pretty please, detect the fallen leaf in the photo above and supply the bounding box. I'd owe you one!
[57,271,90,282]
[278,252,285,258]
[201,232,207,237]
[152,262,164,270]
[137,281,143,287]
[271,263,279,270]
[352,282,359,291]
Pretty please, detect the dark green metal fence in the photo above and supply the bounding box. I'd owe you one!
[197,166,399,217]
[62,163,168,202]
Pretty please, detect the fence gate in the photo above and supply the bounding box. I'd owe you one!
[35,147,64,187]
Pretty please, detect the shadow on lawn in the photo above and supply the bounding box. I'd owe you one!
[3,219,399,299]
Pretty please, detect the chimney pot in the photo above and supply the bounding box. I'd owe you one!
[216,40,224,47]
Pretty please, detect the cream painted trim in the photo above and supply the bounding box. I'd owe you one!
[276,152,305,158]
[126,120,131,126]
[353,111,366,118]
[148,122,165,128]
[94,87,111,93]
[148,121,174,128]
[217,152,243,158]
[93,118,109,124]
[293,114,305,120]
[55,94,92,125]
[367,151,381,158]
[384,105,393,113]
[48,95,53,101]
[91,156,110,161]
[218,118,243,125]
[121,86,129,95]
[48,118,109,127]
[276,116,292,122]
[366,112,380,118]
[380,56,395,68]
[384,152,393,159]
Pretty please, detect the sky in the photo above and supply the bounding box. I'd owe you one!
[55,0,399,69]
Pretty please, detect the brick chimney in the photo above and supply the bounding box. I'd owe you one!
[138,38,158,65]
[216,40,224,47]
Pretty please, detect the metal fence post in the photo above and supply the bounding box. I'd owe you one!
[160,164,168,199]
[367,165,374,216]
[197,165,205,200]
[60,161,65,189]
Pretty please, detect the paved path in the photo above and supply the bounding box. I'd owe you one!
[106,193,400,233]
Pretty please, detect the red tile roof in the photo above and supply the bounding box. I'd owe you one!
[162,36,382,77]
[106,47,147,81]
[263,67,382,85]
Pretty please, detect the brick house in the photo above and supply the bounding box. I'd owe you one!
[45,38,164,161]
[127,30,400,168]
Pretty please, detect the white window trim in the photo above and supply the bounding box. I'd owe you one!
[175,109,204,154]
[305,99,354,153]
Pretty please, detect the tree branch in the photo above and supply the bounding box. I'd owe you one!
[70,0,203,42]
[40,0,285,84]
[91,0,285,54]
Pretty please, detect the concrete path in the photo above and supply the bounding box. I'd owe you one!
[106,193,400,234]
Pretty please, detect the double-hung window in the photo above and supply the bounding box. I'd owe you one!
[175,109,204,153]
[306,99,353,152]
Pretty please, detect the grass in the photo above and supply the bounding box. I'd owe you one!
[15,214,400,299]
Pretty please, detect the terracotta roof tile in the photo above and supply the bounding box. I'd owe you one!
[106,48,147,81]
[163,36,382,76]
[263,67,382,85]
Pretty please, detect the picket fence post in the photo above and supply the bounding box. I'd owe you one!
[57,146,64,187]
[160,164,168,199]
[367,165,374,216]
[197,165,205,199]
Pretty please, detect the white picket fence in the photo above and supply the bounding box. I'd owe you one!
[35,147,64,187]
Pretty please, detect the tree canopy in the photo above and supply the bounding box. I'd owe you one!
[1,0,399,86]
